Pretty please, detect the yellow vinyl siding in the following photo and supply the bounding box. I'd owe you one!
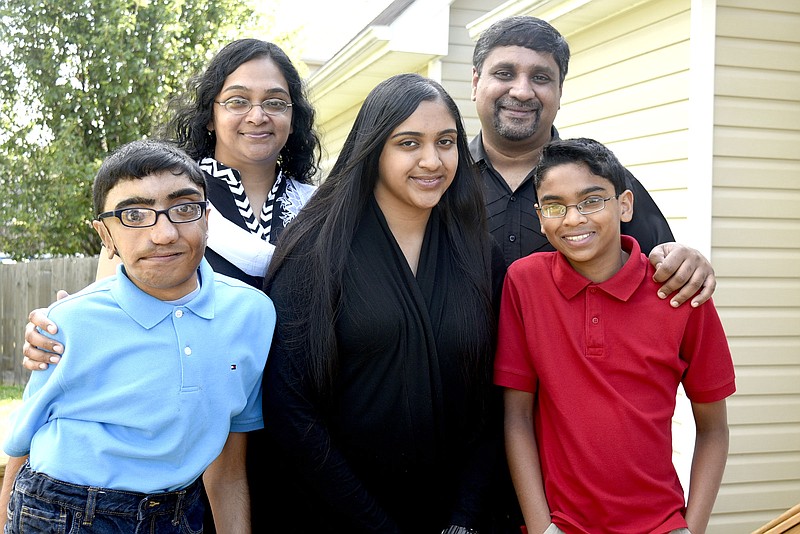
[443,0,507,139]
[507,0,799,530]
[711,0,800,530]
[555,0,691,226]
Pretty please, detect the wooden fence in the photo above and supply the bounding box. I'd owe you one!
[0,256,98,386]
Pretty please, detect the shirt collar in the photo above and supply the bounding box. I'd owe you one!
[469,125,561,167]
[468,132,489,164]
[110,258,216,329]
[553,235,649,301]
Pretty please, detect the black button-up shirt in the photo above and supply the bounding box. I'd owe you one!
[470,128,675,267]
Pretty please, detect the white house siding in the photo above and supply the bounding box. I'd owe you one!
[709,0,800,531]
[442,0,507,137]
[551,0,693,240]
[314,100,361,179]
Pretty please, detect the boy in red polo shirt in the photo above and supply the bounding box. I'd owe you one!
[494,138,735,534]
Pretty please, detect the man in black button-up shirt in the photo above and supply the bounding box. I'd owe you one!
[469,20,718,534]
[469,16,712,307]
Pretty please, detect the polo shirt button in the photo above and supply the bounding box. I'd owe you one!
[510,196,516,202]
[175,309,183,318]
[184,347,192,356]
[592,317,599,324]
[508,235,516,242]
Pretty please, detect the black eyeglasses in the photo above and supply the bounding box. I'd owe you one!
[215,97,293,115]
[97,202,208,228]
[536,195,619,219]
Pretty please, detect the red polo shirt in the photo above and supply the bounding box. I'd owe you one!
[494,235,735,533]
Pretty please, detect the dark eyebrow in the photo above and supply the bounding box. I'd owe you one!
[490,61,517,71]
[578,185,608,196]
[491,61,557,78]
[168,187,204,200]
[114,196,154,210]
[113,188,203,210]
[539,185,607,203]
[389,128,458,139]
[220,84,291,99]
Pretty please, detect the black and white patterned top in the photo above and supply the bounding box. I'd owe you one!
[199,157,316,287]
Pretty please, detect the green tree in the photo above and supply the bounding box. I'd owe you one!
[0,0,288,259]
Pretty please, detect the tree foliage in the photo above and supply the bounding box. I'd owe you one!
[0,0,285,259]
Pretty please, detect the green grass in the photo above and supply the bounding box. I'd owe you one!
[0,385,24,403]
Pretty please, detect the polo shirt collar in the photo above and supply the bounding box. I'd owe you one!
[110,258,216,329]
[553,235,648,301]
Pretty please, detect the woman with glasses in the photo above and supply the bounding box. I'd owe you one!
[77,39,320,286]
[160,38,319,288]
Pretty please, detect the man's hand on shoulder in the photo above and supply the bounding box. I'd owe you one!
[649,243,716,308]
[22,290,69,371]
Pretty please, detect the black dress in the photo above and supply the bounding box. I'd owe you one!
[257,198,509,533]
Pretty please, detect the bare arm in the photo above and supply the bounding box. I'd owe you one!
[0,455,28,531]
[203,432,250,534]
[684,399,729,534]
[649,243,716,308]
[23,251,120,371]
[504,388,551,533]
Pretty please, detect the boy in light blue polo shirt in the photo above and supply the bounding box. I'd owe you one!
[0,140,275,533]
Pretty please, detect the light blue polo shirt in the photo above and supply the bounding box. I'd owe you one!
[4,258,274,493]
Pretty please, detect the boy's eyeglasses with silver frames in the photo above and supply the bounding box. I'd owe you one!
[97,201,208,228]
[536,195,619,219]
[215,97,293,115]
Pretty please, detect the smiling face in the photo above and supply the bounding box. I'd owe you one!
[374,99,459,220]
[536,162,633,282]
[92,171,208,300]
[472,45,562,150]
[209,56,293,172]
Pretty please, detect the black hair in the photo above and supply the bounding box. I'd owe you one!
[533,137,628,198]
[473,16,570,85]
[266,73,494,399]
[164,39,320,183]
[93,139,206,215]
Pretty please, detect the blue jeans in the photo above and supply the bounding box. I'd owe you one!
[6,462,204,533]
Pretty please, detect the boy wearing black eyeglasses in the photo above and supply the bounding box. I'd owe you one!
[1,139,274,533]
[494,138,735,534]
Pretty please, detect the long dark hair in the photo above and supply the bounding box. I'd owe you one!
[266,73,494,399]
[164,39,319,182]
